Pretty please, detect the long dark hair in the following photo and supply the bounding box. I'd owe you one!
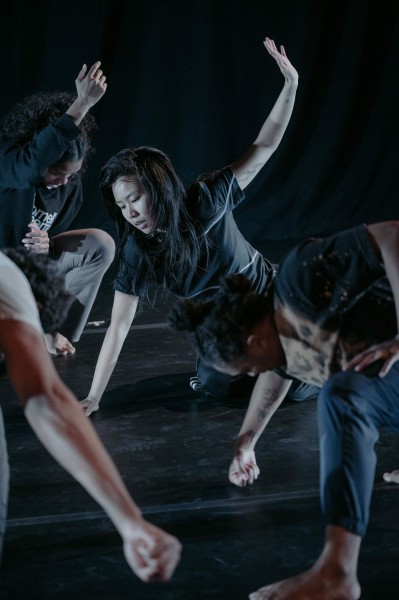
[169,274,271,367]
[100,146,206,302]
[0,91,96,169]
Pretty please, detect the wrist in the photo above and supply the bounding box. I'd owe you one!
[115,506,145,537]
[66,97,92,124]
[283,77,298,89]
[235,431,256,452]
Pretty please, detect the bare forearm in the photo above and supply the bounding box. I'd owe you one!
[255,79,298,148]
[25,392,142,534]
[231,79,298,188]
[66,98,93,126]
[236,372,292,450]
[88,325,131,402]
[88,293,139,404]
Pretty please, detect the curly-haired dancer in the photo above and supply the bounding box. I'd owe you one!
[170,221,399,599]
[0,61,115,355]
[0,248,181,580]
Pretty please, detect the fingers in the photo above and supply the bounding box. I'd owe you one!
[229,463,260,487]
[76,63,87,82]
[80,399,99,416]
[346,340,399,376]
[77,60,107,90]
[22,227,50,253]
[87,60,102,79]
[127,535,181,583]
[146,539,181,582]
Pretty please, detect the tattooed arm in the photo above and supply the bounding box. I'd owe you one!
[228,370,292,487]
[230,37,298,191]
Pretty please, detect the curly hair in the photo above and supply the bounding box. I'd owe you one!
[0,91,96,168]
[100,146,208,304]
[169,274,271,367]
[2,248,73,335]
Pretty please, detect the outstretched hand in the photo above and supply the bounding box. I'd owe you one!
[345,338,399,377]
[264,37,298,85]
[75,60,107,108]
[229,447,260,487]
[123,519,182,582]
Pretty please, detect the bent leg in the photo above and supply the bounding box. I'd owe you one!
[318,366,399,535]
[249,366,399,599]
[51,229,115,342]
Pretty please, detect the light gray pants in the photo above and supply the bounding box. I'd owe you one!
[0,406,9,566]
[51,228,115,342]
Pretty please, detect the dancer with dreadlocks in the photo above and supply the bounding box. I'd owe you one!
[0,61,115,355]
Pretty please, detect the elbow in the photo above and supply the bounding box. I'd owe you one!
[367,220,399,254]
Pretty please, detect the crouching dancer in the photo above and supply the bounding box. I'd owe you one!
[0,248,180,581]
[0,60,115,355]
[170,221,399,599]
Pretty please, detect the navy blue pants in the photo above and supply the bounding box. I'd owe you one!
[318,363,399,537]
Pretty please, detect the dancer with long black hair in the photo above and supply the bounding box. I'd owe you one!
[81,36,317,416]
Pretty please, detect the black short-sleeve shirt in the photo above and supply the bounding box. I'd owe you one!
[114,167,274,298]
[273,224,395,386]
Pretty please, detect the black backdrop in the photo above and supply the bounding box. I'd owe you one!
[1,0,398,245]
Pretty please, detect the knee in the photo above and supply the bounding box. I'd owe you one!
[85,229,115,265]
[318,370,367,419]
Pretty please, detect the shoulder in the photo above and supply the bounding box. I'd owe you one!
[186,167,244,217]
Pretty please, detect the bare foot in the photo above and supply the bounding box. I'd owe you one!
[45,333,76,356]
[249,565,361,600]
[383,469,399,484]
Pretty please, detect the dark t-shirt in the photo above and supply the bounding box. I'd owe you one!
[0,114,83,247]
[114,167,274,298]
[32,179,82,232]
[273,224,395,386]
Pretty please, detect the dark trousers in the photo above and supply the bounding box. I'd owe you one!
[318,363,399,537]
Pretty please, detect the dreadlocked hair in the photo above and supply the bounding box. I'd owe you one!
[169,274,271,366]
[2,248,73,335]
[100,146,206,304]
[0,91,96,170]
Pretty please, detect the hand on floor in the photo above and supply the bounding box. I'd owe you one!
[44,333,76,355]
[229,447,260,487]
[80,396,100,416]
[123,518,182,582]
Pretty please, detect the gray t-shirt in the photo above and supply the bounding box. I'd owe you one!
[0,252,42,333]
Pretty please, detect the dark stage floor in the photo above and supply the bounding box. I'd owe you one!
[1,243,399,600]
